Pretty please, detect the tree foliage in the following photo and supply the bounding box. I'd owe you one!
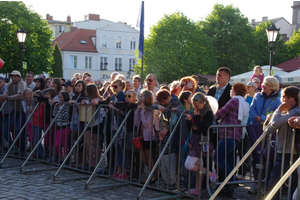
[0,1,53,77]
[285,29,300,59]
[134,12,217,83]
[200,4,256,76]
[50,42,63,78]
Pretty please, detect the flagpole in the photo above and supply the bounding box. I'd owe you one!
[137,1,144,81]
[141,56,144,81]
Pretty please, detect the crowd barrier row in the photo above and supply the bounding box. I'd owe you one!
[0,99,299,199]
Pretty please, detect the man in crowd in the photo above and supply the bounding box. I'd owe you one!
[132,75,142,97]
[85,77,94,85]
[142,74,160,102]
[26,71,36,90]
[0,70,27,156]
[207,67,232,191]
[191,74,206,94]
[63,80,74,100]
[83,72,92,81]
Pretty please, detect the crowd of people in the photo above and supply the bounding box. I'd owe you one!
[0,66,299,199]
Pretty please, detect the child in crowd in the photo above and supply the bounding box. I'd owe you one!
[43,88,57,156]
[185,92,217,196]
[250,66,264,90]
[52,78,62,101]
[178,91,196,188]
[123,90,139,180]
[32,90,45,158]
[53,91,70,161]
[22,88,34,150]
[81,83,103,169]
[134,90,158,183]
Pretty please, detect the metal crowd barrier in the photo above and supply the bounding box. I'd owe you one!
[2,98,300,200]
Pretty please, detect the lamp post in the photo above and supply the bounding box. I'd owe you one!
[16,27,27,77]
[266,24,280,76]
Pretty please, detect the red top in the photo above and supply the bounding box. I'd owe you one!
[33,103,45,127]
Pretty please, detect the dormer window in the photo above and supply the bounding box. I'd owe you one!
[80,39,87,44]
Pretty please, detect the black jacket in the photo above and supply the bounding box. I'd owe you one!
[207,83,231,110]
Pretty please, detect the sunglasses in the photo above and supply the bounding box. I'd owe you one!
[180,85,186,88]
[146,79,153,82]
[112,85,118,89]
[125,94,133,98]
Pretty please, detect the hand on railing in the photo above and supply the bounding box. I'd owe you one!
[288,116,300,129]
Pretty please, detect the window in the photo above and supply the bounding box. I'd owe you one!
[69,55,77,69]
[116,36,122,49]
[100,57,108,70]
[130,38,136,49]
[80,40,87,44]
[59,25,65,33]
[115,58,122,71]
[129,58,136,71]
[85,56,92,69]
[101,35,107,48]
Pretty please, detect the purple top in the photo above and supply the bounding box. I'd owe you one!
[134,108,156,141]
[215,98,242,142]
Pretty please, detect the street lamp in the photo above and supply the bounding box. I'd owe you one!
[16,27,27,77]
[266,24,280,76]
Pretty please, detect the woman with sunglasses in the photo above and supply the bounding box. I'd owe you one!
[108,79,128,179]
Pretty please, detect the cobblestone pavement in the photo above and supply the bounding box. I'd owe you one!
[1,157,258,200]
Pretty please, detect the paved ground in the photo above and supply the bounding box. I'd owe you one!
[0,156,260,200]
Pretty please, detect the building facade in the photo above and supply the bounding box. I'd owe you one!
[46,14,73,39]
[53,14,139,81]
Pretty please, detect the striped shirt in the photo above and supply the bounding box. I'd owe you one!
[214,83,228,101]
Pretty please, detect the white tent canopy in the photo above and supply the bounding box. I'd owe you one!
[280,69,300,84]
[230,65,288,84]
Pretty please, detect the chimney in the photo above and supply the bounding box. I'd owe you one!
[88,14,100,21]
[67,15,71,22]
[251,19,255,24]
[262,16,268,22]
[70,27,78,32]
[46,14,50,20]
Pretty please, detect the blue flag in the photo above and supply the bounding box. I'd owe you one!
[136,1,144,58]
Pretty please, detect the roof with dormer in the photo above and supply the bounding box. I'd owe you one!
[52,28,97,53]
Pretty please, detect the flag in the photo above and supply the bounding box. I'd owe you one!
[136,1,144,58]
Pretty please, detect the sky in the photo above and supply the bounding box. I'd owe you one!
[22,0,295,36]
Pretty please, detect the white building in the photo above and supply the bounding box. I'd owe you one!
[53,14,139,81]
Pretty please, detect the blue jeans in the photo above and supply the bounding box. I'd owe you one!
[33,126,44,158]
[214,138,239,182]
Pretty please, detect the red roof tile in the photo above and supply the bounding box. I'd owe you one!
[276,56,300,72]
[52,28,97,53]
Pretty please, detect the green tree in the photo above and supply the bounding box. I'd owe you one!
[0,1,53,77]
[200,4,256,76]
[252,21,288,67]
[285,29,300,59]
[134,12,217,83]
[50,42,63,78]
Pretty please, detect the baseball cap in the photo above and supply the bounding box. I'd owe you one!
[9,70,21,77]
[273,75,282,84]
[62,80,71,86]
[252,77,261,83]
[246,81,257,88]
